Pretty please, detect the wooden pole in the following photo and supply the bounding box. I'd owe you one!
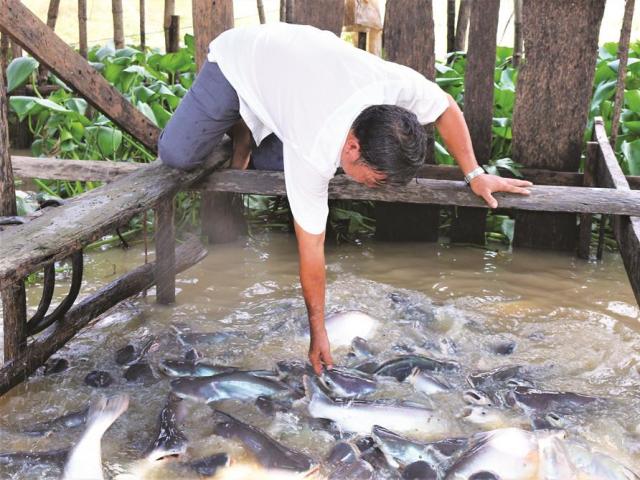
[164,0,175,53]
[577,142,599,259]
[78,0,88,58]
[446,0,455,54]
[454,0,471,52]
[154,197,176,304]
[280,0,286,21]
[0,33,9,72]
[610,0,634,147]
[10,41,21,58]
[38,0,61,84]
[168,15,180,53]
[286,0,295,23]
[0,56,27,363]
[513,0,524,67]
[357,32,367,50]
[112,0,125,49]
[140,0,146,51]
[257,0,266,24]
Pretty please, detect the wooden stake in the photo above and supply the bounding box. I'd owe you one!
[280,0,286,21]
[357,31,367,50]
[164,0,175,53]
[0,33,9,72]
[78,0,88,58]
[610,0,634,147]
[446,0,455,54]
[0,54,26,363]
[513,0,523,67]
[154,196,176,304]
[38,0,61,84]
[454,0,470,52]
[168,15,180,53]
[112,0,125,49]
[257,0,266,24]
[577,142,599,259]
[140,0,146,51]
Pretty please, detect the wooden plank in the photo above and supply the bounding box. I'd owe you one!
[593,118,640,305]
[577,142,599,259]
[0,0,159,152]
[0,141,231,290]
[378,0,439,242]
[0,51,26,363]
[12,156,139,181]
[154,196,175,304]
[511,0,606,250]
[449,0,499,245]
[202,169,640,215]
[0,236,208,396]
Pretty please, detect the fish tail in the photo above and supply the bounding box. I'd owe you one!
[86,394,129,436]
[302,375,332,404]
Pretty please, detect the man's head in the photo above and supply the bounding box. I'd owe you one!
[340,105,428,187]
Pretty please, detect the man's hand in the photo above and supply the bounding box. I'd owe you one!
[309,326,334,375]
[469,174,532,209]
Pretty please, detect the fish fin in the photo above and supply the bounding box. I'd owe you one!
[85,394,129,436]
[302,375,332,404]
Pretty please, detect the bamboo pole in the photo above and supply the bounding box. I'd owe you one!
[164,0,175,53]
[140,0,146,51]
[454,0,470,52]
[257,0,266,24]
[78,0,88,58]
[0,56,27,363]
[611,0,634,147]
[513,0,523,67]
[112,0,125,49]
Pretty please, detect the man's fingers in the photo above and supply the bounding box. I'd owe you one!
[309,353,322,375]
[482,191,498,209]
[323,350,334,370]
[505,184,531,195]
[510,179,533,187]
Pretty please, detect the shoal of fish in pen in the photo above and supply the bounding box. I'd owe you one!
[1,291,639,480]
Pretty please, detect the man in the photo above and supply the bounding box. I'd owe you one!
[159,23,532,374]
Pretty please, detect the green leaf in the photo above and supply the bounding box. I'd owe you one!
[625,90,640,112]
[622,121,640,134]
[590,80,617,114]
[136,101,158,126]
[104,62,126,83]
[86,126,123,156]
[622,139,640,175]
[9,96,37,121]
[150,103,172,129]
[6,57,39,93]
[184,34,195,55]
[496,46,514,64]
[133,85,156,102]
[65,98,88,115]
[95,44,116,61]
[159,50,192,74]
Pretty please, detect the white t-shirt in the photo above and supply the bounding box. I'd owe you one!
[208,23,449,234]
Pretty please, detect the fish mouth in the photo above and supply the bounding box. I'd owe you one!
[147,448,186,463]
[459,406,474,418]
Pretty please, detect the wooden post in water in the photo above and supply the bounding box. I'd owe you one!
[511,0,605,251]
[164,0,176,53]
[140,0,146,51]
[112,0,125,49]
[376,0,439,242]
[192,0,244,243]
[78,0,88,58]
[449,0,500,245]
[154,197,176,304]
[610,0,634,147]
[168,15,180,53]
[0,57,27,363]
[577,141,599,259]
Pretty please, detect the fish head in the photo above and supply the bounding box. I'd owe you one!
[463,389,494,406]
[459,406,509,429]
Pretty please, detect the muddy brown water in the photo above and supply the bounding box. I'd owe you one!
[0,232,639,478]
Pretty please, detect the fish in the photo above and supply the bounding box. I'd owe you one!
[443,428,557,480]
[389,292,436,325]
[115,336,158,366]
[171,371,291,403]
[0,449,68,471]
[212,410,316,473]
[324,310,379,347]
[466,365,532,391]
[145,394,188,462]
[407,368,452,395]
[537,433,577,480]
[321,366,377,398]
[328,459,374,479]
[459,405,516,430]
[62,394,129,480]
[84,370,114,388]
[43,357,69,375]
[373,355,460,382]
[372,425,467,469]
[304,376,450,436]
[505,386,599,415]
[186,453,231,477]
[159,359,238,378]
[176,331,237,347]
[563,439,640,480]
[348,336,377,360]
[402,460,438,479]
[124,362,157,384]
[325,441,360,467]
[20,406,89,437]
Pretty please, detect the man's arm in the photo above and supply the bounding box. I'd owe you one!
[294,220,334,375]
[435,94,532,208]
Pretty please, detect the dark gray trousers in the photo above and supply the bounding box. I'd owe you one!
[158,61,284,171]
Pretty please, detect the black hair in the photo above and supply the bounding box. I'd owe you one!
[351,105,428,186]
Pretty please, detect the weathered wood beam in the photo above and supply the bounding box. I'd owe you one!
[201,169,640,217]
[594,118,640,305]
[0,0,159,152]
[11,156,640,190]
[0,236,208,396]
[0,57,26,363]
[0,141,231,290]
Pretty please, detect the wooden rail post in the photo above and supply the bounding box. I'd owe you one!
[449,0,499,245]
[154,197,176,304]
[78,0,88,58]
[376,0,439,242]
[168,15,180,53]
[164,0,176,53]
[511,0,605,250]
[0,54,27,363]
[577,141,599,259]
[192,0,244,244]
[140,0,146,51]
[112,0,125,49]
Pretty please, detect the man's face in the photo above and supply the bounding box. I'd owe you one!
[343,158,387,188]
